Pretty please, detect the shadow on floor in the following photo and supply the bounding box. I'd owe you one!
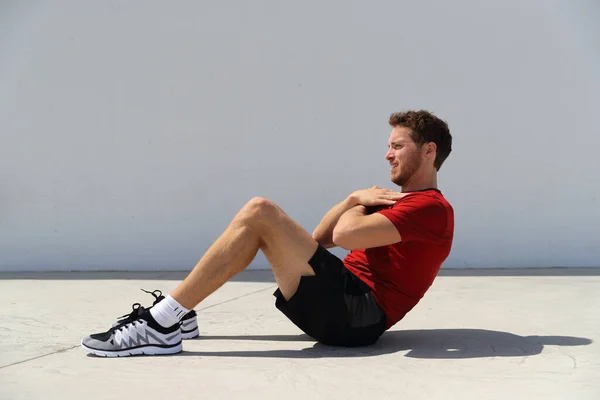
[176,329,592,359]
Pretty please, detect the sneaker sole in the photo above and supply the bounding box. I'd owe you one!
[181,326,199,340]
[81,342,182,357]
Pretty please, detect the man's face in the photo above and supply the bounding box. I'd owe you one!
[385,126,423,187]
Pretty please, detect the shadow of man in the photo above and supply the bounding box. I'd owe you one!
[376,329,592,359]
[173,328,592,359]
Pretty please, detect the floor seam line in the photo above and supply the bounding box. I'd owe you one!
[0,345,79,370]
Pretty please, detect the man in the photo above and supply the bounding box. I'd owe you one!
[81,109,454,357]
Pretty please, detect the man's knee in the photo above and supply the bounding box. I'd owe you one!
[238,197,280,224]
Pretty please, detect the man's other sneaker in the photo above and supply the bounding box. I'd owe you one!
[113,289,200,339]
[81,307,182,357]
[180,310,199,339]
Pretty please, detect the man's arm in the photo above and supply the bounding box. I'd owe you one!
[313,187,405,248]
[332,205,401,250]
[312,196,358,248]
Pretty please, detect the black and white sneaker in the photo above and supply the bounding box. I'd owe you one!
[112,289,200,339]
[81,306,182,357]
[180,309,199,339]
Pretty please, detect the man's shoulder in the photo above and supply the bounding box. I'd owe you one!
[394,189,452,212]
[382,189,453,237]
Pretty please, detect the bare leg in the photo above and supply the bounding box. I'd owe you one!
[170,197,319,309]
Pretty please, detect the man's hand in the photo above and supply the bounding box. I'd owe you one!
[349,186,406,207]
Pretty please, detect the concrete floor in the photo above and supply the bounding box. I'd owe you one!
[1,270,599,400]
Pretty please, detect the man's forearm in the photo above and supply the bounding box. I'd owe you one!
[336,204,368,229]
[312,195,358,247]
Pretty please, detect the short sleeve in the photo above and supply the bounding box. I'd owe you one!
[377,194,448,243]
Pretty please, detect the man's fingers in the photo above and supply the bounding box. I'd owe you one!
[372,198,400,205]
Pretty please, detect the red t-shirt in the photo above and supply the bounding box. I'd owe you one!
[342,188,454,329]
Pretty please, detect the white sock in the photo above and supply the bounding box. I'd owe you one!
[149,295,190,328]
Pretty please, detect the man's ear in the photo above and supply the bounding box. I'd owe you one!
[427,142,437,154]
[424,142,437,159]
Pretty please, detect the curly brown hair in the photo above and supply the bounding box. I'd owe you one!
[388,110,452,170]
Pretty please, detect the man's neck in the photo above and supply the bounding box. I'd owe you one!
[401,173,437,192]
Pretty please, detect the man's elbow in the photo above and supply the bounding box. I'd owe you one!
[312,229,335,249]
[311,228,321,241]
[312,229,327,243]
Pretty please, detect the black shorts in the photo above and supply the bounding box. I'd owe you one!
[273,245,387,347]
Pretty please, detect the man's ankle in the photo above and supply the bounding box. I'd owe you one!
[149,295,190,328]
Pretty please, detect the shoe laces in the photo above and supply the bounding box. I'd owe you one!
[140,288,164,306]
[113,303,145,330]
[111,288,164,331]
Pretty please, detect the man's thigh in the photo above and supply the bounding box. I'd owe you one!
[255,198,320,300]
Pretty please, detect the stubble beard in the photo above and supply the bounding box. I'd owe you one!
[391,154,422,187]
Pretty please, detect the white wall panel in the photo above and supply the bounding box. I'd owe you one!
[1,1,598,270]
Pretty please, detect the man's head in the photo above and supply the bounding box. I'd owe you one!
[385,110,452,187]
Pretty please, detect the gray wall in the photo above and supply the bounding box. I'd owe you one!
[1,1,599,271]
